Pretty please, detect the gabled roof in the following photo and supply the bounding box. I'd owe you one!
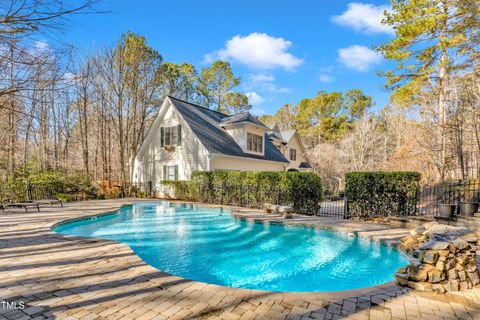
[168,96,289,163]
[267,131,287,144]
[279,130,296,142]
[220,112,269,129]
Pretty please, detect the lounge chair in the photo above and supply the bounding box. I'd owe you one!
[0,202,40,213]
[31,199,63,207]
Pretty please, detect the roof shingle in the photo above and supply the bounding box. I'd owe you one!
[168,96,289,163]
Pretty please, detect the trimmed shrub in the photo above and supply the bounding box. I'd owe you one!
[164,171,322,215]
[1,171,99,201]
[345,171,420,217]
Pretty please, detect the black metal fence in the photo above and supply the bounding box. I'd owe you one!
[417,179,480,217]
[194,183,320,215]
[318,194,345,218]
[101,179,480,219]
[1,184,77,202]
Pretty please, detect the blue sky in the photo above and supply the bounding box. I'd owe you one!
[65,0,395,115]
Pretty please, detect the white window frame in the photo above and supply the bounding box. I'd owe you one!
[290,148,297,161]
[247,132,263,153]
[167,165,176,181]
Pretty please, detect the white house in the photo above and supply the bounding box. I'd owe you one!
[132,96,311,195]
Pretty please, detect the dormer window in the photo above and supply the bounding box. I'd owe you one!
[247,132,263,153]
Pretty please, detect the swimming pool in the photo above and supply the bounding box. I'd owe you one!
[54,202,408,292]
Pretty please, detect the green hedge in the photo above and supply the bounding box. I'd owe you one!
[1,171,99,201]
[163,170,322,215]
[345,171,420,217]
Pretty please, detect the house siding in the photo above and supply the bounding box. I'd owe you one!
[133,100,209,195]
[210,155,285,172]
[283,134,311,171]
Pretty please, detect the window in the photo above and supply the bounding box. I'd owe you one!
[160,125,182,147]
[247,132,263,153]
[163,165,178,181]
[290,148,297,161]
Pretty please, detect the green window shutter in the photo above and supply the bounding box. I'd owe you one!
[160,127,165,147]
[163,165,167,181]
[177,125,182,146]
[174,165,179,181]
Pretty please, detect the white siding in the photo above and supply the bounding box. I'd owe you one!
[283,133,312,172]
[225,125,245,150]
[210,155,285,172]
[133,99,209,195]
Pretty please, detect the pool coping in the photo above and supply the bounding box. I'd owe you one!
[48,199,409,299]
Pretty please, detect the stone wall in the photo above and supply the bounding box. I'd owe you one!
[395,222,480,293]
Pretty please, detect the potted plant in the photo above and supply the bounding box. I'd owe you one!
[438,203,456,218]
[458,184,479,216]
[139,191,145,199]
[437,191,456,218]
[459,201,479,216]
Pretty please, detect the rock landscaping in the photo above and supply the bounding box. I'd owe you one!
[395,221,480,293]
[263,203,293,219]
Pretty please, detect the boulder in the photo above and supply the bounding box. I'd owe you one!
[270,205,280,213]
[263,203,272,213]
[420,240,449,250]
[407,281,432,291]
[448,268,458,279]
[467,271,480,285]
[456,254,471,266]
[438,249,450,257]
[423,221,439,229]
[408,264,432,282]
[461,233,479,243]
[394,272,409,286]
[424,225,470,241]
[278,206,293,213]
[458,270,467,281]
[436,260,445,272]
[432,283,446,294]
[443,279,459,292]
[428,269,445,283]
[411,227,426,236]
[423,251,439,264]
[445,258,456,270]
[452,238,469,250]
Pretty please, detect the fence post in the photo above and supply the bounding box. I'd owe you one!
[25,182,32,201]
[220,182,224,205]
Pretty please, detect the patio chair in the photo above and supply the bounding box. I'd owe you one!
[31,199,63,207]
[0,202,40,213]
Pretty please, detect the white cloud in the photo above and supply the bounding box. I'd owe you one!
[338,45,382,71]
[243,73,291,93]
[318,74,333,83]
[332,3,393,35]
[208,33,303,71]
[248,73,275,83]
[246,91,265,106]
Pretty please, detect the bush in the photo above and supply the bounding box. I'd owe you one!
[164,171,322,215]
[1,171,99,201]
[345,171,420,217]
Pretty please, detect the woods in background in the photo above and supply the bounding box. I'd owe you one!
[0,1,250,193]
[262,0,480,190]
[0,0,479,196]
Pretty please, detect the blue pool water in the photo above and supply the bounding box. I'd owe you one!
[54,202,408,292]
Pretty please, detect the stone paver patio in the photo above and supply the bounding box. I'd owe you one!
[1,199,480,320]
